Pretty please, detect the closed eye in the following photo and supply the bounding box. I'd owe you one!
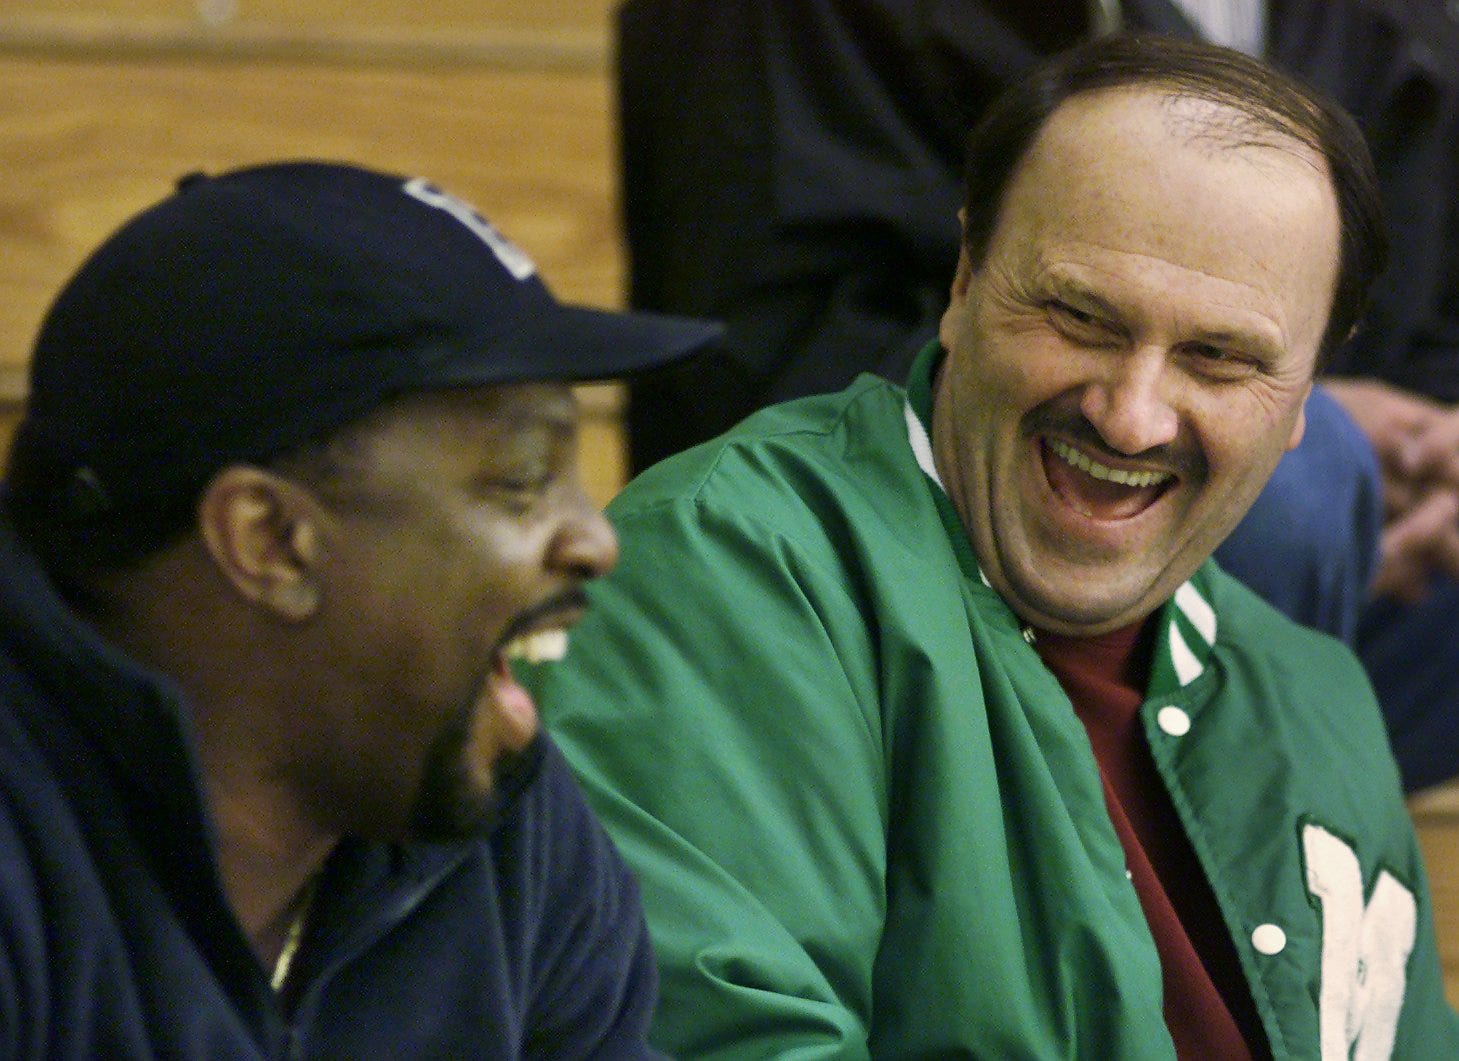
[1181,342,1261,381]
[1046,300,1120,344]
[1053,301,1095,324]
[473,472,556,514]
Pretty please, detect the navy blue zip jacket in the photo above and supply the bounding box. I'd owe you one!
[0,507,663,1059]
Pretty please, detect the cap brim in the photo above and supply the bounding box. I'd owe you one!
[455,302,724,386]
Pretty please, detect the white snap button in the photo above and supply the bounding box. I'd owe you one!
[1251,924,1286,955]
[1156,706,1191,737]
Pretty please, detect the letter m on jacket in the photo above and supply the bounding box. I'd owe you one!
[1303,822,1417,1059]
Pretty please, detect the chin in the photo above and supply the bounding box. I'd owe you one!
[407,736,543,841]
[405,704,495,841]
[1005,567,1154,635]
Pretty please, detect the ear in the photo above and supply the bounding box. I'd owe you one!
[196,466,322,622]
[1285,382,1313,452]
[949,208,976,300]
[939,212,979,351]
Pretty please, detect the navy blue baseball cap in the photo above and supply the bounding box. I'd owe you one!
[13,160,721,521]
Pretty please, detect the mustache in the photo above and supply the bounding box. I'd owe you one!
[1025,402,1204,480]
[496,588,591,647]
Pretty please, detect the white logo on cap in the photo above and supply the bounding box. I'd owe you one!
[401,178,537,281]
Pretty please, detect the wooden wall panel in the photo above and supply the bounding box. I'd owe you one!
[1411,783,1459,1005]
[2,0,619,40]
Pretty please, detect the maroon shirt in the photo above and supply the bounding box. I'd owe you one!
[1035,621,1267,1059]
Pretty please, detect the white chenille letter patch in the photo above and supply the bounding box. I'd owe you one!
[1303,823,1416,1060]
[401,178,537,280]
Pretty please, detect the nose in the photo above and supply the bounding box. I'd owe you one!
[549,483,619,581]
[1078,348,1180,455]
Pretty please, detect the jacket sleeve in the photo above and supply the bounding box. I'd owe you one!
[534,497,890,1058]
[0,811,26,1059]
[0,745,50,1061]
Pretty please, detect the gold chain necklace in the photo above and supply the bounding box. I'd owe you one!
[269,877,318,993]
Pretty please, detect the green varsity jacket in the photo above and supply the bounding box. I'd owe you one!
[535,346,1459,1058]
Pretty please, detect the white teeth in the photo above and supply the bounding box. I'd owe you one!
[1047,438,1170,489]
[502,629,569,664]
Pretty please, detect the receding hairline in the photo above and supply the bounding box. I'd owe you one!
[1041,83,1334,176]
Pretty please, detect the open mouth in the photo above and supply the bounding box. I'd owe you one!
[1043,437,1173,520]
[485,628,572,751]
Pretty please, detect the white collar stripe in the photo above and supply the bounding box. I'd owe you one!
[1174,581,1218,646]
[904,400,945,492]
[903,400,989,586]
[1169,620,1205,687]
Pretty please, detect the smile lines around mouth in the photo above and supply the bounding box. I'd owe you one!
[1046,438,1173,489]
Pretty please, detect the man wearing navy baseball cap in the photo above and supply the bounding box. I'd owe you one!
[0,161,719,1058]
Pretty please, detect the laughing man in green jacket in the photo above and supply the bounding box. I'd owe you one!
[534,34,1459,1058]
